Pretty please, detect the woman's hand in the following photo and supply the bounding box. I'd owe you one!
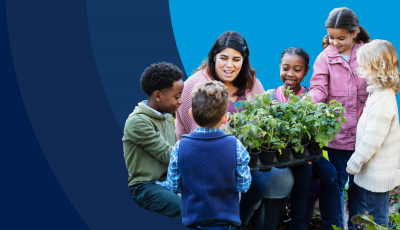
[346,167,358,175]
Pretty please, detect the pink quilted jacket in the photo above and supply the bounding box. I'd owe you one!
[308,41,368,150]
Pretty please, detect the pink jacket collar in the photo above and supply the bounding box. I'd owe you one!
[324,40,365,57]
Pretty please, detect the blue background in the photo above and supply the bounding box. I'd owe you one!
[1,0,398,229]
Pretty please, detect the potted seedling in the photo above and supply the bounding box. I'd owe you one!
[267,90,303,163]
[280,89,310,159]
[308,99,347,155]
[234,93,279,166]
[247,93,278,166]
[281,87,347,156]
[259,114,281,165]
[227,109,265,168]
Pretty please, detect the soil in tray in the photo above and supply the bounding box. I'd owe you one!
[249,149,260,168]
[260,149,275,165]
[307,140,322,156]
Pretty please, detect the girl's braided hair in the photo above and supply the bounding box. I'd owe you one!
[281,47,310,70]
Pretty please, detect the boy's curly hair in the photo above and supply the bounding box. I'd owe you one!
[140,62,183,96]
[190,81,229,127]
[357,39,400,94]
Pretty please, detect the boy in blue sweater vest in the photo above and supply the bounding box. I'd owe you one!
[166,81,252,230]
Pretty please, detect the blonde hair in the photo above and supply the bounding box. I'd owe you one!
[357,39,400,94]
[190,81,229,127]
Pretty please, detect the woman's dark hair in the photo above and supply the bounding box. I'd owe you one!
[195,31,256,96]
[281,47,310,70]
[322,7,371,50]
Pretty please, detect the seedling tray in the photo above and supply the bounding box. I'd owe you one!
[250,149,323,173]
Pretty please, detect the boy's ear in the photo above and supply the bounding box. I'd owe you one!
[221,113,229,125]
[189,108,194,121]
[153,90,162,102]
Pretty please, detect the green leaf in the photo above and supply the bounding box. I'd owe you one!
[350,212,376,226]
[341,114,347,123]
[364,225,376,230]
[332,225,342,230]
[394,214,400,228]
[394,203,400,214]
[271,105,278,113]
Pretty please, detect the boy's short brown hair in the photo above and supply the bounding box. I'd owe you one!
[190,81,229,127]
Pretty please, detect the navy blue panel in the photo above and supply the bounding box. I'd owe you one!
[5,0,185,229]
[86,0,187,130]
[0,1,88,230]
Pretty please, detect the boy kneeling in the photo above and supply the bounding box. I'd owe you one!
[123,62,184,219]
[167,81,252,230]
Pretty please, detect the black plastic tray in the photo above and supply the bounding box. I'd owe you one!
[250,148,323,173]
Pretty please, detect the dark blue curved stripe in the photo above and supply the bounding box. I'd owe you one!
[0,1,88,229]
[86,0,188,130]
[5,0,186,229]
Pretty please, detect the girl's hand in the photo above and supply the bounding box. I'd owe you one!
[346,167,358,175]
[271,100,283,112]
[271,100,280,105]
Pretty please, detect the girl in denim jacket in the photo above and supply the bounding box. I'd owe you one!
[308,7,371,229]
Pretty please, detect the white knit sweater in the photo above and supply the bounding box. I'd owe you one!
[347,84,400,192]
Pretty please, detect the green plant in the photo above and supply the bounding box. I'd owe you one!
[227,103,265,152]
[388,212,400,230]
[229,93,285,152]
[283,87,347,148]
[228,87,347,153]
[351,212,389,230]
[331,225,343,230]
[332,212,391,230]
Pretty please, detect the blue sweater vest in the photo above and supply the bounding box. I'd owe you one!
[179,130,240,227]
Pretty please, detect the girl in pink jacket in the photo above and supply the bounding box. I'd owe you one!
[308,7,370,229]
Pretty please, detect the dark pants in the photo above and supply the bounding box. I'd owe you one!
[289,163,313,230]
[305,179,321,225]
[312,157,343,230]
[240,168,294,230]
[327,148,355,227]
[251,197,288,230]
[187,222,238,230]
[129,182,182,219]
[348,183,389,230]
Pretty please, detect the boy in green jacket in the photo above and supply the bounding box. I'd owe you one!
[123,62,184,219]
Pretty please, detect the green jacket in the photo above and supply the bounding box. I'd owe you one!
[123,102,177,186]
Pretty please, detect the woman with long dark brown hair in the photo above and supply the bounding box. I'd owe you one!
[175,31,294,230]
